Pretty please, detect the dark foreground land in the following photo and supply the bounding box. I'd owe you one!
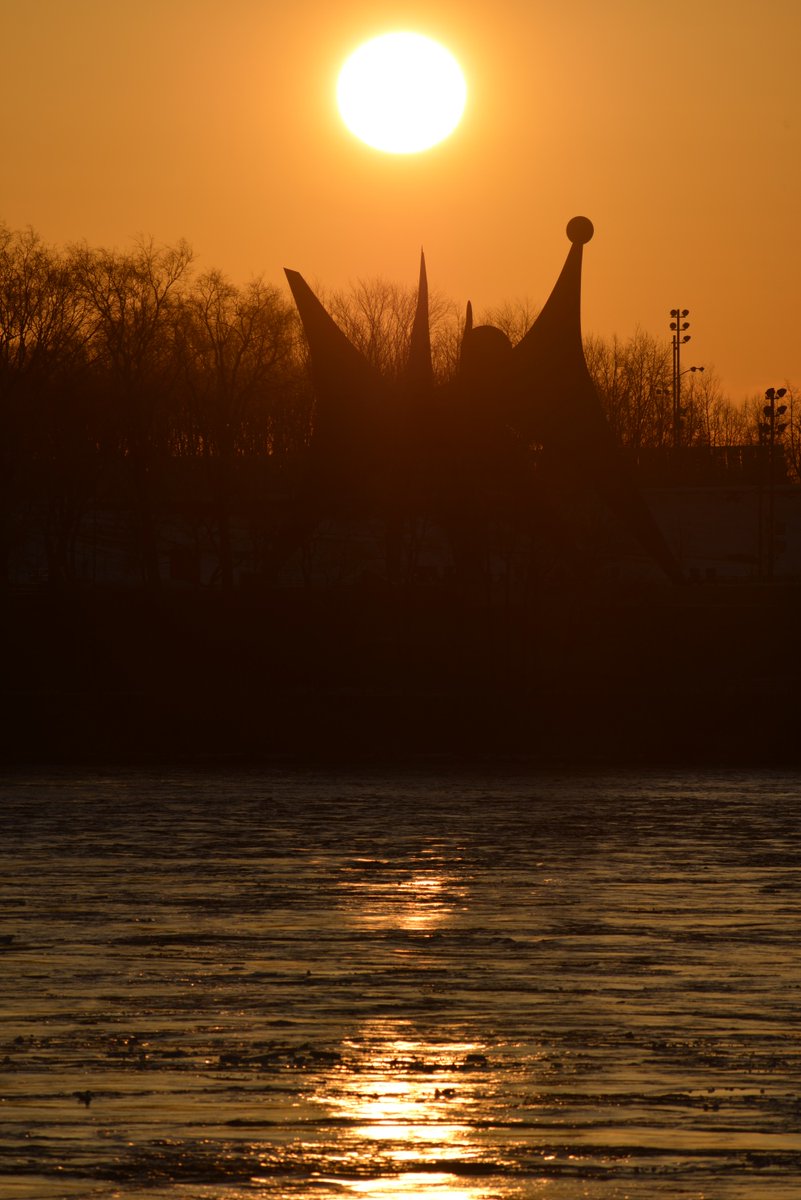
[2,581,800,766]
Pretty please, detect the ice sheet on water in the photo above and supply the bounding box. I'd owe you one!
[2,768,801,1198]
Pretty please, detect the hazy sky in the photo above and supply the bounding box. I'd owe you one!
[4,0,800,399]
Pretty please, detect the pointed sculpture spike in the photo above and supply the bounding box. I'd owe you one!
[458,300,474,369]
[406,249,434,388]
[284,269,380,390]
[506,217,682,581]
[513,215,593,382]
[284,268,396,503]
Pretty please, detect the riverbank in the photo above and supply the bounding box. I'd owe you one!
[3,581,799,766]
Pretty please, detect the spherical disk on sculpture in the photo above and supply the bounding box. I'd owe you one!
[567,216,594,244]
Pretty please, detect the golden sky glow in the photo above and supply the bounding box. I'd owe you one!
[3,0,801,399]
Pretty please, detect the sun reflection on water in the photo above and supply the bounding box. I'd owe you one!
[312,1023,495,1199]
[340,866,466,933]
[316,852,498,1194]
[339,1176,490,1198]
[344,1071,470,1149]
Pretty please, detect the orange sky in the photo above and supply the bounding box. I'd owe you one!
[4,0,800,400]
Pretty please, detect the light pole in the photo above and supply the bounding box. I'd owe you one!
[669,308,691,448]
[679,365,704,444]
[657,362,704,453]
[759,386,788,579]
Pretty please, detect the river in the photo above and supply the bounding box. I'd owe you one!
[2,768,800,1198]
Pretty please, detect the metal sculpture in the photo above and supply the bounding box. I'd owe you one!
[285,218,681,583]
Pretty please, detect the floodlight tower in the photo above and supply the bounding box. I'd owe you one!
[760,386,788,579]
[669,308,691,448]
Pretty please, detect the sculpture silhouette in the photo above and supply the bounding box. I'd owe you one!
[284,218,681,584]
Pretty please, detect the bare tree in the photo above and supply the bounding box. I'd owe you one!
[781,386,801,482]
[0,225,94,582]
[174,271,298,588]
[477,297,540,346]
[74,236,193,584]
[680,369,749,448]
[585,329,673,452]
[325,277,462,383]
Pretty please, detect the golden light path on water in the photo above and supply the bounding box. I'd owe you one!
[320,1033,481,1197]
[4,772,801,1199]
[341,869,466,932]
[317,870,488,1195]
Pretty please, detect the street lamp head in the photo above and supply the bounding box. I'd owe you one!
[680,309,689,318]
[777,387,787,398]
[765,387,775,400]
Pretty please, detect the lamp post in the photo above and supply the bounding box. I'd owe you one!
[759,386,788,579]
[658,362,704,454]
[679,365,704,444]
[669,308,691,448]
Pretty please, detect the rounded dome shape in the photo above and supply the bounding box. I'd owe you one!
[566,216,594,245]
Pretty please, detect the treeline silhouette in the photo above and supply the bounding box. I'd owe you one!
[1,223,792,589]
[5,226,801,764]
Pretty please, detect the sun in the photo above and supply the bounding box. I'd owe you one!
[337,32,467,154]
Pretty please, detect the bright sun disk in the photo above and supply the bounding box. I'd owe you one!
[337,32,467,154]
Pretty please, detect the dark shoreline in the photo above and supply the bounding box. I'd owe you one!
[3,582,800,769]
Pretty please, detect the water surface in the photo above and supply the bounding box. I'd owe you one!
[2,769,800,1198]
